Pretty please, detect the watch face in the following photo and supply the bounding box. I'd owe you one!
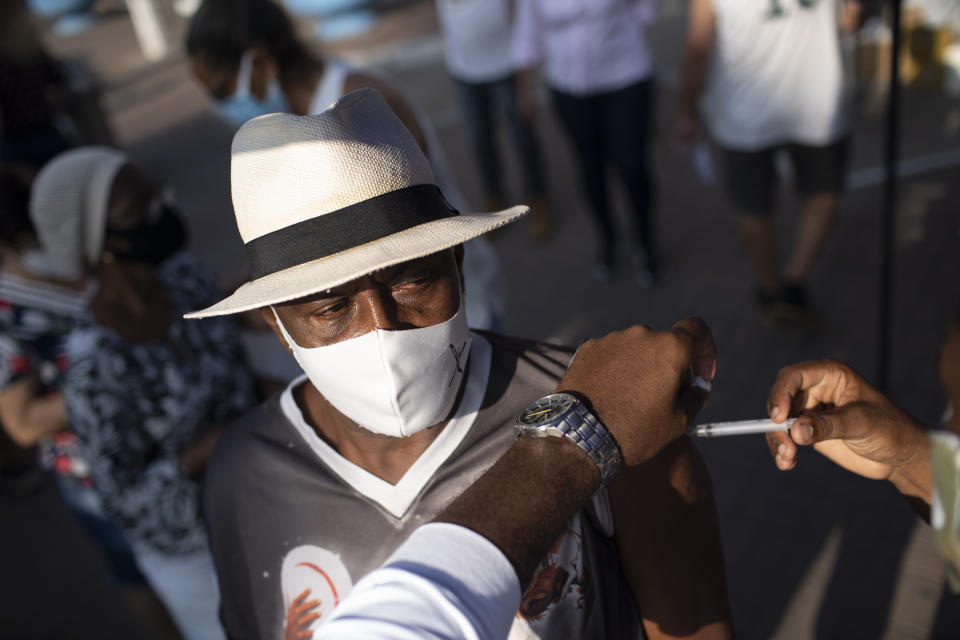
[518,393,576,427]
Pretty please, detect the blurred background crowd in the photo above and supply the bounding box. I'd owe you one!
[1,0,959,637]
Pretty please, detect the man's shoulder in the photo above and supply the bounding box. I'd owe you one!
[476,331,574,407]
[479,330,574,372]
[205,395,288,492]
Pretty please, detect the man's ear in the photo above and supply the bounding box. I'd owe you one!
[260,306,294,356]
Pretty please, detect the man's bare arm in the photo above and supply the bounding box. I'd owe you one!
[438,435,600,587]
[677,0,715,147]
[610,438,733,639]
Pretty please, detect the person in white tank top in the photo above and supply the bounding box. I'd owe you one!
[678,0,867,329]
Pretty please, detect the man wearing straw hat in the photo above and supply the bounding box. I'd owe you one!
[188,88,731,640]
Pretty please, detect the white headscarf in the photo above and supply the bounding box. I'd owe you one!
[27,147,129,280]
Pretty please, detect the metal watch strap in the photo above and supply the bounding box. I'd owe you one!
[560,401,623,487]
[524,400,624,487]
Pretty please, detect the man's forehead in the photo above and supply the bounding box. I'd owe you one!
[273,250,456,307]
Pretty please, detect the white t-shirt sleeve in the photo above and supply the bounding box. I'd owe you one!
[317,523,521,640]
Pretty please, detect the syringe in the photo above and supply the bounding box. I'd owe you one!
[691,418,796,438]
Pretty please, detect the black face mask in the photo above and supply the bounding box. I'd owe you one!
[105,205,187,265]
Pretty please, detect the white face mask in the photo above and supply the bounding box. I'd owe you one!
[273,303,472,438]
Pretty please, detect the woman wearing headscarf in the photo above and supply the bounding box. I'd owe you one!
[0,159,162,630]
[1,147,255,640]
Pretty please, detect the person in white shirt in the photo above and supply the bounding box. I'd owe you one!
[435,0,552,241]
[513,0,663,285]
[677,0,866,328]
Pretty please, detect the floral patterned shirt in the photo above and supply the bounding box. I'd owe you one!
[63,253,255,555]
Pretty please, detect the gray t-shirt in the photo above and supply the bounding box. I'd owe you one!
[204,332,640,639]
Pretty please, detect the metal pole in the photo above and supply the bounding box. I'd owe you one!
[878,0,902,392]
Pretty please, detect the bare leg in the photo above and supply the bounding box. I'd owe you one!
[739,215,779,294]
[784,192,839,282]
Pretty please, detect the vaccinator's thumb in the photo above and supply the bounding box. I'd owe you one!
[793,403,871,446]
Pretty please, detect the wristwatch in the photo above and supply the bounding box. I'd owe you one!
[515,392,623,487]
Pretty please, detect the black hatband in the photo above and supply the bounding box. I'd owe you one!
[245,184,458,279]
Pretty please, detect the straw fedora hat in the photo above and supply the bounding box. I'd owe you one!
[186,88,526,318]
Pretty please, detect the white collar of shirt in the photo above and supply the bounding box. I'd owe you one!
[279,334,492,518]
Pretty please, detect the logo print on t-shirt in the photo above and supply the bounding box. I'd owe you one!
[448,340,467,387]
[281,545,353,635]
[520,525,587,622]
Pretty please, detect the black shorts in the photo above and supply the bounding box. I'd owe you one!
[721,138,849,216]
